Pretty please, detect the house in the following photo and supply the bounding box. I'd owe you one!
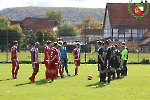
[103,3,150,42]
[10,17,57,34]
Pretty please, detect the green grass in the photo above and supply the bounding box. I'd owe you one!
[1,52,150,63]
[0,64,150,100]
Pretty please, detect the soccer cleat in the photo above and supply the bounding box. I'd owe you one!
[75,73,78,75]
[67,73,71,76]
[61,76,65,78]
[29,77,35,83]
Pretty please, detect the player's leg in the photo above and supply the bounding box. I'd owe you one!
[29,63,39,82]
[64,58,70,76]
[14,60,19,79]
[44,60,49,80]
[75,60,80,75]
[124,60,127,76]
[12,61,15,79]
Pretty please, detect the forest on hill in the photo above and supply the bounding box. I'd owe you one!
[0,7,105,23]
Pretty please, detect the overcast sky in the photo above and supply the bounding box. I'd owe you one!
[0,0,145,10]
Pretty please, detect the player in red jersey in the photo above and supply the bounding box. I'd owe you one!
[29,42,40,83]
[48,42,58,82]
[44,40,51,80]
[10,41,19,79]
[57,44,64,78]
[73,42,81,75]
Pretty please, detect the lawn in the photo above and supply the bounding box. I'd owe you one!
[1,51,150,63]
[0,64,150,100]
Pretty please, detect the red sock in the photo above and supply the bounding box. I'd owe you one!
[75,68,78,75]
[12,67,15,78]
[59,69,63,76]
[14,67,19,78]
[56,70,58,76]
[31,72,37,79]
[45,70,48,79]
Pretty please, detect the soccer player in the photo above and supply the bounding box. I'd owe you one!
[48,42,58,82]
[110,45,116,80]
[73,42,81,75]
[121,45,128,77]
[114,44,121,78]
[57,44,64,78]
[97,41,105,83]
[104,40,111,83]
[10,41,19,79]
[29,42,40,83]
[61,42,71,76]
[44,40,51,80]
[122,42,128,76]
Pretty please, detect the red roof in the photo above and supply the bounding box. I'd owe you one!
[103,3,150,29]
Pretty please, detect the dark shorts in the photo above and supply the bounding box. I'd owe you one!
[123,60,127,68]
[98,63,105,71]
[105,60,110,70]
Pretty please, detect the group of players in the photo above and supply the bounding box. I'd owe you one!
[97,39,128,84]
[10,40,81,83]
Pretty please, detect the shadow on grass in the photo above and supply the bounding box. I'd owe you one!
[15,81,34,86]
[0,78,14,82]
[86,81,108,88]
[35,79,48,85]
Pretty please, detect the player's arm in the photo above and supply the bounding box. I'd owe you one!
[31,51,34,64]
[11,48,16,58]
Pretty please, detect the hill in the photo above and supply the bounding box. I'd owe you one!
[0,7,105,23]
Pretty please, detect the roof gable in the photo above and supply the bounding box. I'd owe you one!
[103,3,150,29]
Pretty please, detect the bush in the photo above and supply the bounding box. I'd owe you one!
[87,58,97,64]
[141,58,150,64]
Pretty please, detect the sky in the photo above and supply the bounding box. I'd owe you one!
[0,0,145,10]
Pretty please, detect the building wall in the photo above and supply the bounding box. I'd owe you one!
[104,9,111,38]
[22,18,56,34]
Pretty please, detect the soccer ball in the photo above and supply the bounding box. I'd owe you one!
[87,75,92,80]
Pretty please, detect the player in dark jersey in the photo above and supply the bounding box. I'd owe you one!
[114,44,121,78]
[97,41,105,83]
[104,40,111,83]
[110,45,116,80]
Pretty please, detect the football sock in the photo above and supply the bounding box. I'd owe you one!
[125,67,128,75]
[31,72,37,79]
[14,67,19,78]
[107,72,111,83]
[100,73,102,82]
[121,69,124,76]
[75,68,78,75]
[113,71,115,79]
[59,69,63,77]
[104,72,106,82]
[116,70,120,78]
[12,67,15,78]
[45,70,48,79]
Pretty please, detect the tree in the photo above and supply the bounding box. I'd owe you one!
[81,15,102,32]
[36,30,44,45]
[0,16,10,29]
[43,29,57,43]
[57,23,79,36]
[45,11,63,23]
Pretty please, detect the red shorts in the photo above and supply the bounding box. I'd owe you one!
[11,59,19,67]
[57,61,62,69]
[48,63,58,70]
[32,63,39,69]
[44,59,49,68]
[74,60,80,66]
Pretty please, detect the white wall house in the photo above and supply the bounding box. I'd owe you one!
[103,3,150,42]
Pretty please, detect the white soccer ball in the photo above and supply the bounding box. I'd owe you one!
[87,75,92,80]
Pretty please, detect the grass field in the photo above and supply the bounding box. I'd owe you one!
[0,52,150,63]
[0,64,150,100]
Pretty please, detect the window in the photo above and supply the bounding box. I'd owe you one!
[27,26,31,30]
[118,29,125,34]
